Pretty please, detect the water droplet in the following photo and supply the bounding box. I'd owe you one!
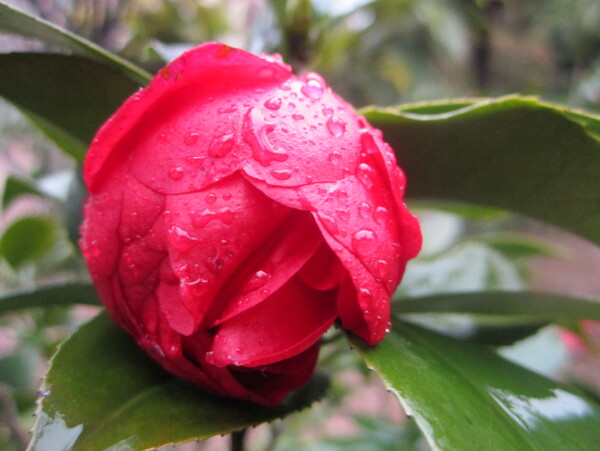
[335,208,351,221]
[205,192,217,204]
[376,259,389,278]
[207,255,224,274]
[270,168,292,180]
[223,193,232,200]
[301,74,325,100]
[327,118,346,137]
[357,163,374,188]
[374,206,389,224]
[258,338,265,345]
[358,202,372,218]
[243,108,289,166]
[192,209,216,228]
[322,107,334,117]
[318,213,339,234]
[264,97,282,110]
[235,347,243,354]
[168,166,184,181]
[246,270,271,291]
[305,174,314,183]
[183,132,199,146]
[358,288,373,303]
[292,113,304,121]
[205,351,215,364]
[208,133,235,158]
[168,226,198,252]
[328,151,342,164]
[219,207,234,224]
[352,229,377,257]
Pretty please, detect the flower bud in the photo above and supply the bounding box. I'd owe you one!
[81,43,421,405]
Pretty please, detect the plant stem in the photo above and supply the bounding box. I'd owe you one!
[230,429,247,451]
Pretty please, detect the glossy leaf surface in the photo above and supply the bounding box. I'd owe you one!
[30,313,329,451]
[350,321,600,450]
[0,2,150,85]
[396,290,600,320]
[0,283,99,313]
[0,53,141,158]
[363,97,600,246]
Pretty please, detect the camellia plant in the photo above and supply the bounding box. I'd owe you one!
[1,1,600,450]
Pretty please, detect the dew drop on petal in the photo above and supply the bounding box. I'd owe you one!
[205,192,217,204]
[328,151,342,164]
[326,118,346,137]
[168,166,185,181]
[264,97,282,110]
[168,226,198,252]
[357,163,374,188]
[376,259,389,278]
[358,202,372,219]
[219,207,235,224]
[374,206,389,224]
[318,213,339,234]
[208,133,235,158]
[183,132,199,146]
[245,270,272,292]
[205,351,215,364]
[292,113,304,121]
[335,208,351,221]
[270,168,293,180]
[301,75,325,100]
[352,229,377,257]
[358,288,373,303]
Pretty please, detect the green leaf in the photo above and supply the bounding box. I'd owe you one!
[0,53,141,157]
[0,2,151,85]
[0,216,56,268]
[29,313,329,450]
[349,321,600,451]
[363,96,600,246]
[396,290,600,320]
[2,175,42,208]
[0,283,100,313]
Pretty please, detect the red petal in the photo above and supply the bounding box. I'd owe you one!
[160,174,290,334]
[211,278,336,367]
[228,342,320,405]
[84,45,292,196]
[215,210,323,325]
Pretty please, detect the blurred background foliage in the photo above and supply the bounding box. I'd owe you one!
[1,0,600,449]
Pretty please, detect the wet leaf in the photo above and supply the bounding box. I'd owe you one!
[29,313,329,450]
[364,97,600,246]
[350,320,600,450]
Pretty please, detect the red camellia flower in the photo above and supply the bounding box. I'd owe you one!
[80,42,421,405]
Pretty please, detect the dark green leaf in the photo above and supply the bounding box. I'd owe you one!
[29,313,329,450]
[2,175,42,208]
[0,2,151,85]
[0,53,141,157]
[0,283,100,313]
[350,321,600,451]
[0,216,56,268]
[396,290,600,320]
[363,97,600,246]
